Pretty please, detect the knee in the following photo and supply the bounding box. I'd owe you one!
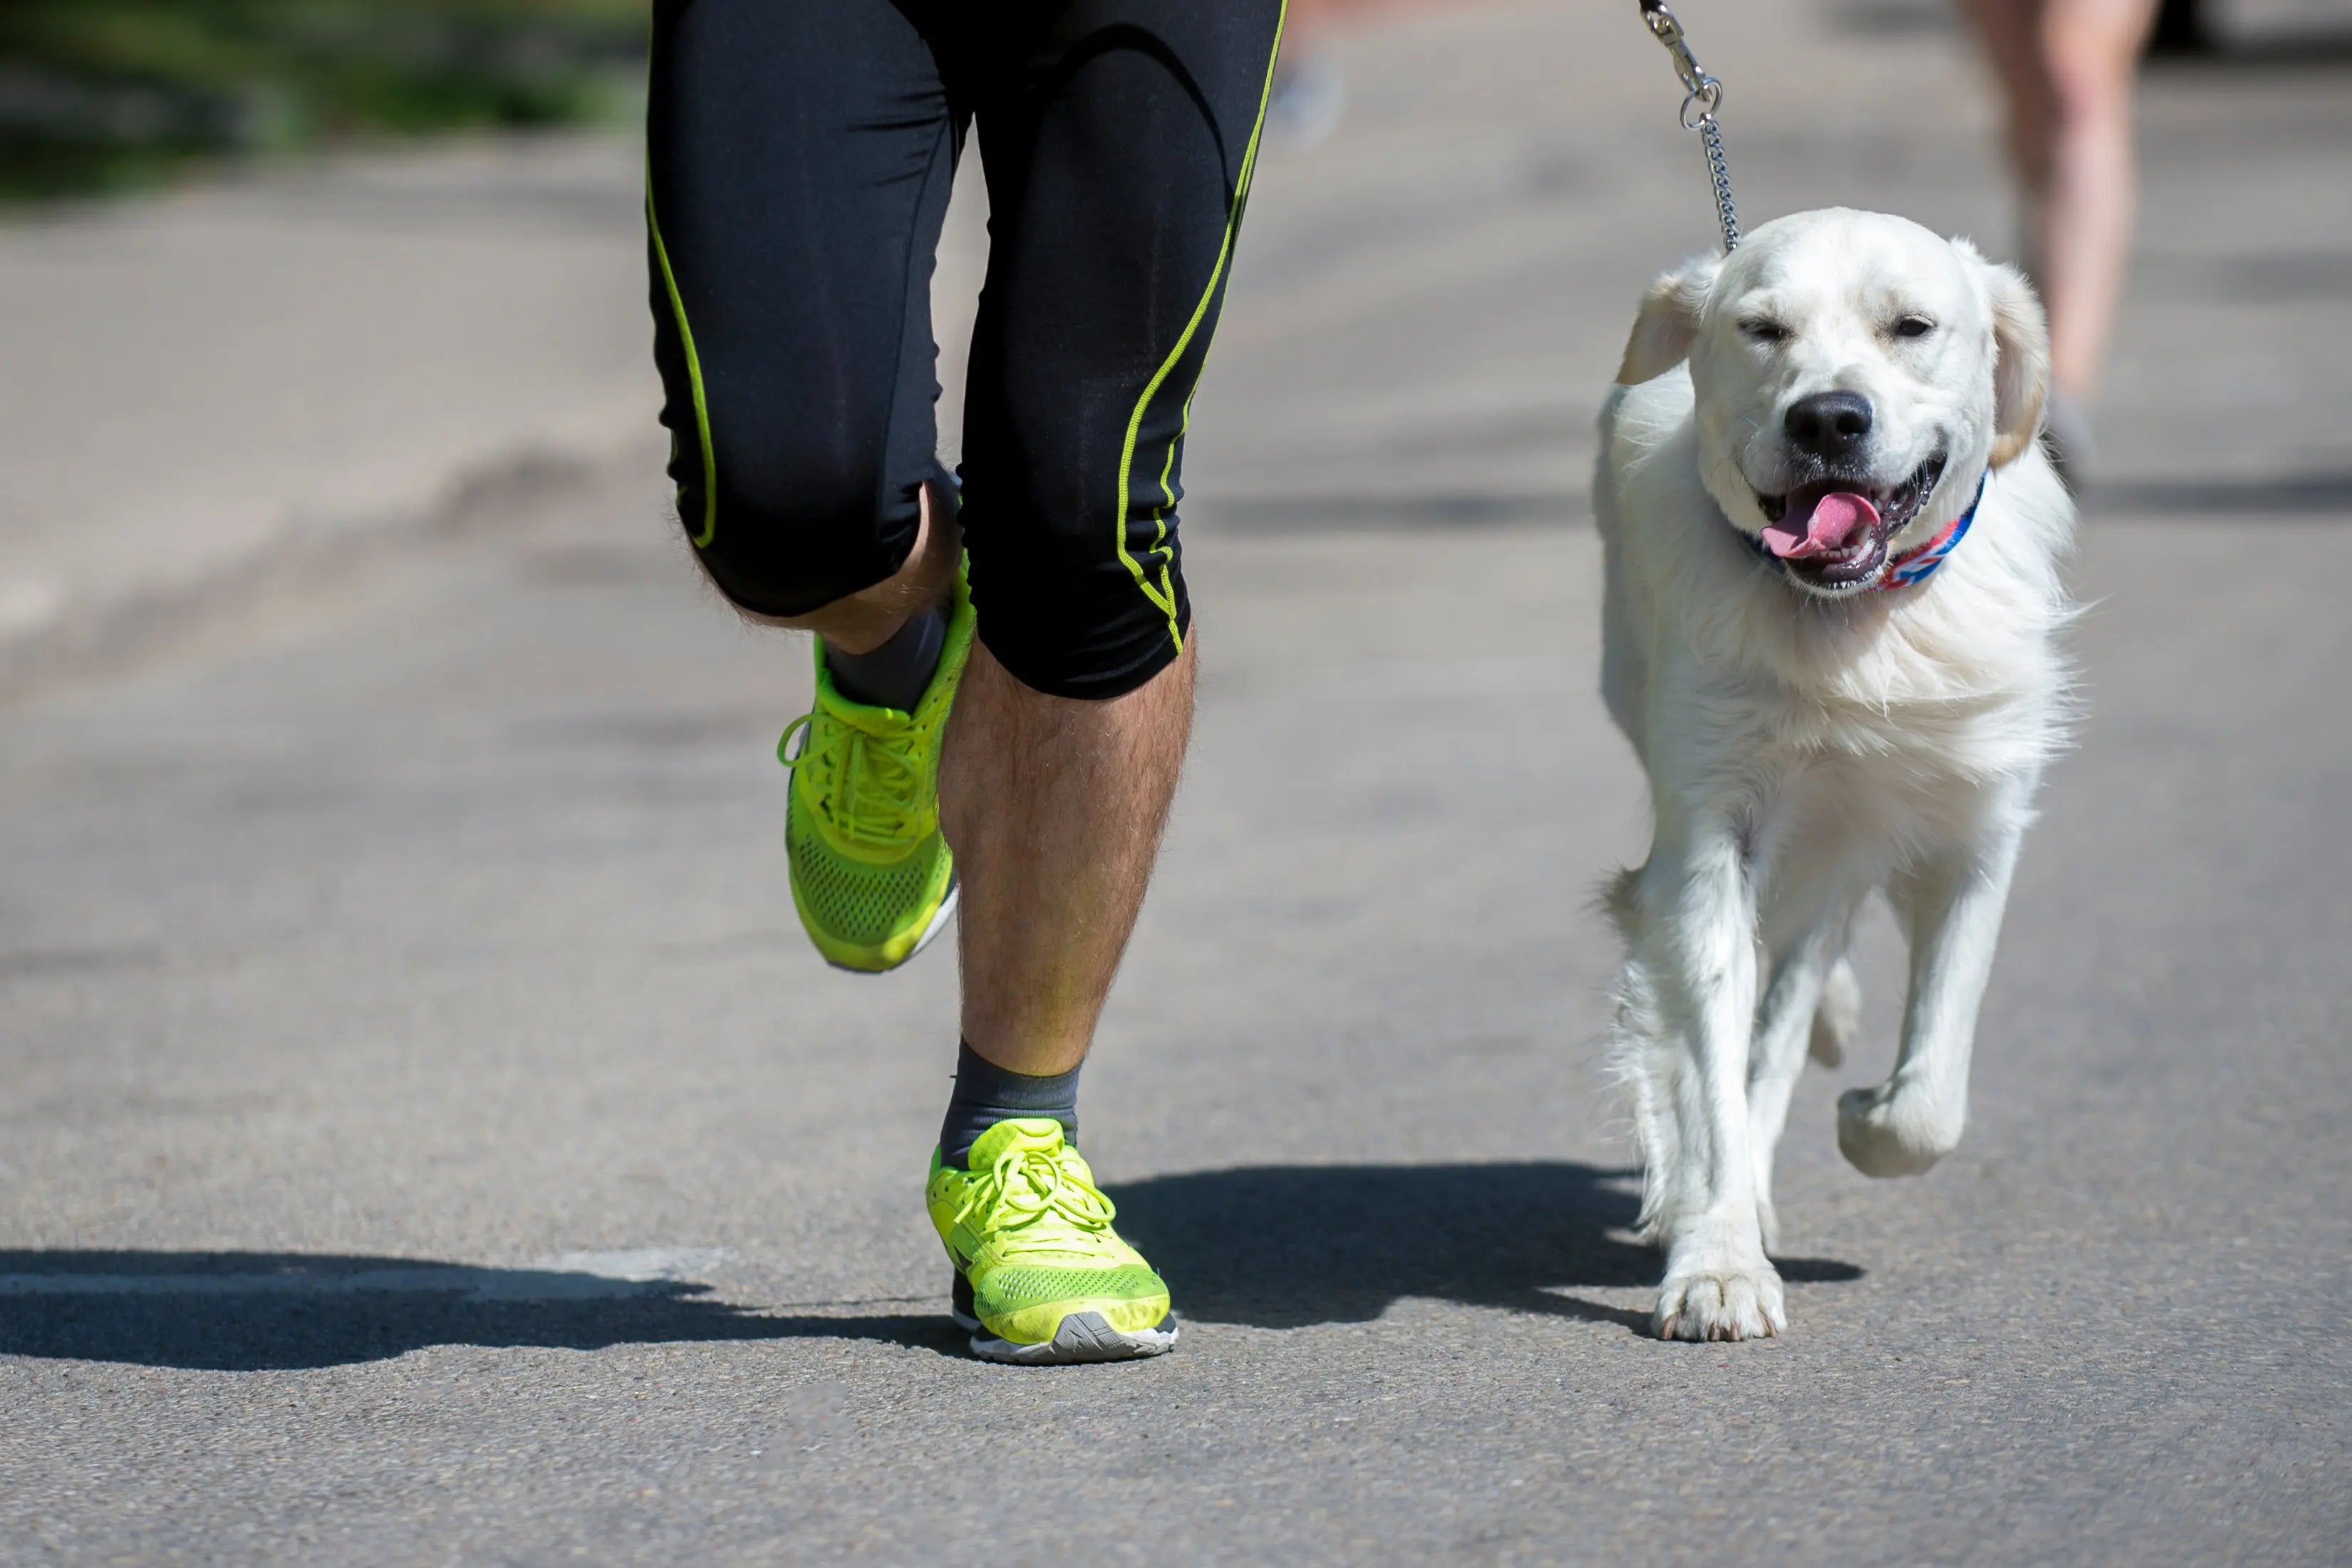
[959,474,1192,702]
[675,442,918,621]
[2041,57,2122,134]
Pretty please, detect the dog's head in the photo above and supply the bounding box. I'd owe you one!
[1616,209,2048,597]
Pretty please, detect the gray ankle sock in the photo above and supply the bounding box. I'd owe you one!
[827,603,945,712]
[939,1041,1079,1168]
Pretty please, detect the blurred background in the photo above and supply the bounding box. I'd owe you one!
[0,0,646,200]
[2,0,2348,695]
[4,1,2351,1561]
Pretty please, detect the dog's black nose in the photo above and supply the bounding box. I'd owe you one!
[1784,392,1874,460]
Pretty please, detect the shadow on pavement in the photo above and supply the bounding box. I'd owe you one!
[0,1252,964,1371]
[0,1165,1864,1366]
[1112,1161,1863,1336]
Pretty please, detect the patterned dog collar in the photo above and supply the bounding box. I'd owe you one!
[1880,469,1986,589]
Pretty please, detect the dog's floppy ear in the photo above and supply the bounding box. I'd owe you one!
[1979,256,2050,469]
[1615,255,1721,385]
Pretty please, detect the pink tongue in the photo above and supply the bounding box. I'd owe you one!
[1763,492,1880,559]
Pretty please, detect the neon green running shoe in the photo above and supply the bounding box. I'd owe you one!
[927,1118,1178,1364]
[777,566,973,974]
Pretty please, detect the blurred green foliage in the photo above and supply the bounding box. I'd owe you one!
[0,0,649,199]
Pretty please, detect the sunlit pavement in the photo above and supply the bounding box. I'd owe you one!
[1,4,2347,1562]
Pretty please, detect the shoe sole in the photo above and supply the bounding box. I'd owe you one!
[950,1274,1178,1365]
[955,1307,1180,1366]
[822,876,958,977]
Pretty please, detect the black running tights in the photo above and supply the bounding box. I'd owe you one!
[646,0,1288,698]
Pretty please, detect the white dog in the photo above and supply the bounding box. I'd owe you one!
[1595,209,2075,1341]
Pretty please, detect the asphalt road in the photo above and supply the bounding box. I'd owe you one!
[4,2,2349,1563]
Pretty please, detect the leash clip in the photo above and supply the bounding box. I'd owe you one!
[1640,0,1712,101]
[1636,0,1741,252]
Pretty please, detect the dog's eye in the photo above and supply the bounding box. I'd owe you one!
[1740,320,1791,345]
[1892,316,1936,340]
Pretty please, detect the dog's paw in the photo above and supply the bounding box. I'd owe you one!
[1653,1262,1786,1342]
[1837,1080,1962,1177]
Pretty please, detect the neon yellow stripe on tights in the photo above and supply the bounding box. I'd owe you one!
[647,182,719,551]
[1114,1,1290,653]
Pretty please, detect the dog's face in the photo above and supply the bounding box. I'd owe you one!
[1617,209,2049,598]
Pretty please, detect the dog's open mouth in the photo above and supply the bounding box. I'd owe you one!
[1755,454,1947,591]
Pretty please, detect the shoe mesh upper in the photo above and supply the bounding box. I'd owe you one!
[787,809,945,947]
[779,562,972,969]
[982,1264,1164,1308]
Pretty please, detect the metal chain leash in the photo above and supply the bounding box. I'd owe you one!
[1637,0,1741,252]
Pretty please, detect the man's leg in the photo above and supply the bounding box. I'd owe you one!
[946,0,1287,1089]
[917,0,1286,1364]
[943,639,1196,1076]
[647,0,957,627]
[746,479,959,660]
[650,0,985,973]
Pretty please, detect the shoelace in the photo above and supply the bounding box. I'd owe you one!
[779,705,934,848]
[954,1143,1118,1250]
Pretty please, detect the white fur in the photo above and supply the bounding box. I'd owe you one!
[1596,209,2076,1342]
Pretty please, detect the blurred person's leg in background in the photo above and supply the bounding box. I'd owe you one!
[1266,0,1486,150]
[1960,0,2162,472]
[1268,0,1351,149]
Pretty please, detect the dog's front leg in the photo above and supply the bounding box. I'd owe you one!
[1630,811,1786,1341]
[1838,823,2025,1177]
[1747,928,1838,1255]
